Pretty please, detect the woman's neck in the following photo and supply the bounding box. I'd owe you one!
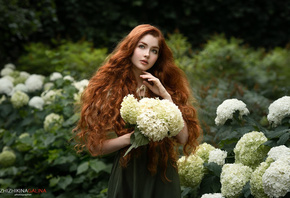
[132,68,144,88]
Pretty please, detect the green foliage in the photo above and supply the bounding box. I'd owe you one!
[17,40,107,79]
[0,0,57,64]
[0,69,111,197]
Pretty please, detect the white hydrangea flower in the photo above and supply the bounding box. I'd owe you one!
[221,163,252,198]
[250,160,272,198]
[44,113,64,131]
[41,89,62,105]
[195,142,216,163]
[208,148,227,166]
[178,154,205,188]
[1,67,13,76]
[215,98,250,126]
[4,63,16,70]
[73,79,89,93]
[19,71,30,79]
[267,145,290,161]
[159,99,184,137]
[137,110,169,141]
[50,72,63,81]
[13,83,28,93]
[43,82,54,91]
[0,78,14,95]
[121,95,184,142]
[29,96,44,110]
[10,90,29,108]
[25,74,44,92]
[262,159,290,198]
[3,75,14,84]
[234,131,269,169]
[120,94,139,125]
[63,75,74,82]
[267,96,290,127]
[201,193,225,198]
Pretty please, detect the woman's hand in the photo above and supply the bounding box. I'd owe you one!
[140,71,172,100]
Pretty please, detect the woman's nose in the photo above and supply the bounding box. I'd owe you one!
[144,50,150,58]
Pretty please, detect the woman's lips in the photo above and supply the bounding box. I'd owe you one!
[140,60,148,65]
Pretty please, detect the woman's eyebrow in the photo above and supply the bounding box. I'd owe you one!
[139,41,159,49]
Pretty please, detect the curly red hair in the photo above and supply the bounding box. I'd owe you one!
[74,24,201,181]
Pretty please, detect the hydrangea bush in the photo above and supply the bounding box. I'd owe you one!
[180,97,289,198]
[0,64,111,197]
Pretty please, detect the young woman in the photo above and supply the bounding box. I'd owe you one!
[74,24,201,198]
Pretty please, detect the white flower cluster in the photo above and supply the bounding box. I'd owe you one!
[267,96,290,127]
[10,90,29,108]
[262,159,290,198]
[50,72,63,81]
[0,63,89,112]
[44,113,64,131]
[0,78,14,95]
[120,95,184,141]
[220,163,253,198]
[249,145,290,198]
[234,131,269,169]
[201,193,225,198]
[120,94,139,125]
[267,145,290,161]
[250,160,273,198]
[208,148,227,166]
[41,89,62,105]
[177,154,205,188]
[215,98,250,126]
[195,142,216,162]
[29,96,45,110]
[25,74,44,92]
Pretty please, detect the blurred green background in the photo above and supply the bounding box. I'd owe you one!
[0,0,289,197]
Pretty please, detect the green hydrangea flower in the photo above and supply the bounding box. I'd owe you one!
[250,159,272,198]
[10,90,29,108]
[178,154,205,188]
[234,131,269,169]
[195,142,215,162]
[16,133,32,152]
[120,94,139,125]
[0,150,16,167]
[44,113,64,131]
[221,163,252,198]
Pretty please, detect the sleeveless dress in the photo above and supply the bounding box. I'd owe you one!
[107,146,181,198]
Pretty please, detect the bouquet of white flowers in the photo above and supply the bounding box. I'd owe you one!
[120,94,184,156]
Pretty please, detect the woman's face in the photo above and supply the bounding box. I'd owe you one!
[131,34,159,73]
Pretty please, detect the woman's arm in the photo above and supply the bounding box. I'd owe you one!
[91,132,132,156]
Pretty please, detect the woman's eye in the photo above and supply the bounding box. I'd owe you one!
[138,45,145,49]
[152,49,158,54]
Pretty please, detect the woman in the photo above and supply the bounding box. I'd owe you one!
[74,24,201,198]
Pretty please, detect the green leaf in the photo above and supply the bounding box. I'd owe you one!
[49,177,60,187]
[241,181,252,197]
[89,159,107,173]
[58,175,73,190]
[63,114,80,127]
[204,162,222,177]
[44,134,56,147]
[277,132,290,145]
[77,162,89,175]
[124,127,149,156]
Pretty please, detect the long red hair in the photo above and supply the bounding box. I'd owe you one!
[74,24,201,181]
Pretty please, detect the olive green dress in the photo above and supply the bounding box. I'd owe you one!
[107,146,181,198]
